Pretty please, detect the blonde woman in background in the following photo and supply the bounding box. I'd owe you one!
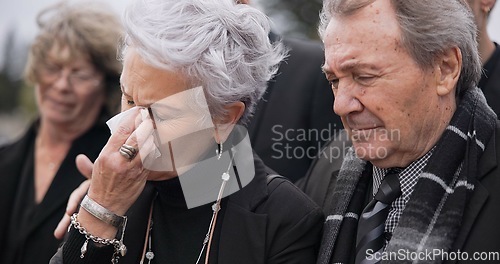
[0,2,123,263]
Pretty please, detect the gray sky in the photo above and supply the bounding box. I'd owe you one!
[0,0,131,70]
[0,0,129,41]
[1,0,500,70]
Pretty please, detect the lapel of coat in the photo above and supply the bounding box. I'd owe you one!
[0,124,36,250]
[217,154,269,264]
[301,132,351,209]
[27,151,86,233]
[25,123,110,237]
[451,123,498,253]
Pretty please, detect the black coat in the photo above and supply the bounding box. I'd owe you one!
[51,154,324,264]
[248,33,343,183]
[480,42,500,118]
[0,120,110,264]
[299,122,500,263]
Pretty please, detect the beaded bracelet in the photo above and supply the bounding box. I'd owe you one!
[70,213,127,263]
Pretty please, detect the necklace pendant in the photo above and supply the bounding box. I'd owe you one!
[80,239,88,258]
[146,251,155,262]
[212,203,220,212]
[221,172,230,181]
[119,243,127,256]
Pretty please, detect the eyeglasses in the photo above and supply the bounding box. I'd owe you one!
[38,62,101,87]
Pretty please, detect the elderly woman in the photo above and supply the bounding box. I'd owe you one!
[50,0,323,263]
[0,2,123,264]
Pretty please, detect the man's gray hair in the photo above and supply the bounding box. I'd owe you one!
[122,0,286,124]
[319,0,481,97]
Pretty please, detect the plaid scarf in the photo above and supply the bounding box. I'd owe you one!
[317,87,497,264]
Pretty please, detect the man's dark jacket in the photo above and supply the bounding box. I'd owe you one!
[299,122,500,263]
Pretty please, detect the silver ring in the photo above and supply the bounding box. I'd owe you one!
[119,144,138,160]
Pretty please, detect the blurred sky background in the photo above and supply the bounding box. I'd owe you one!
[0,0,499,144]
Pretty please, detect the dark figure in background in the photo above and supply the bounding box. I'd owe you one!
[302,0,500,263]
[241,0,343,183]
[0,2,123,264]
[467,0,500,117]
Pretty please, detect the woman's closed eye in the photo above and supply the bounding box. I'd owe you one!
[149,104,186,123]
[152,111,182,123]
[121,94,135,107]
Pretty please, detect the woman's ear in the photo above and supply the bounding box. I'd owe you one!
[214,101,245,143]
[435,46,462,96]
[481,0,496,14]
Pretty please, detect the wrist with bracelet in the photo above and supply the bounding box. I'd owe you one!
[80,195,127,228]
[70,194,128,263]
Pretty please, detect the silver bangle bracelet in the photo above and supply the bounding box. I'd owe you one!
[80,194,127,228]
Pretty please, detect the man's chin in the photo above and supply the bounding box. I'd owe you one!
[352,142,390,161]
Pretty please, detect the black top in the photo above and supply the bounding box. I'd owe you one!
[51,152,324,264]
[0,117,110,264]
[149,178,226,263]
[480,42,500,118]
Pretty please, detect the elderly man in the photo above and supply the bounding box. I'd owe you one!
[301,0,500,263]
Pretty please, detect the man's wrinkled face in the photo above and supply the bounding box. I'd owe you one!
[322,0,444,168]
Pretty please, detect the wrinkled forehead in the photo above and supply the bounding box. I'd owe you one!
[120,48,191,106]
[325,0,400,41]
[324,1,403,65]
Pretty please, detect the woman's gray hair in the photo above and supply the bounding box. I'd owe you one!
[122,0,286,124]
[319,0,481,98]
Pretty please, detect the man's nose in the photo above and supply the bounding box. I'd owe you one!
[333,81,363,117]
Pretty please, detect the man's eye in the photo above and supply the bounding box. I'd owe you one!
[354,75,376,85]
[127,100,135,106]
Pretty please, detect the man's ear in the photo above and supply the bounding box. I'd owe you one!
[214,101,245,143]
[435,46,462,96]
